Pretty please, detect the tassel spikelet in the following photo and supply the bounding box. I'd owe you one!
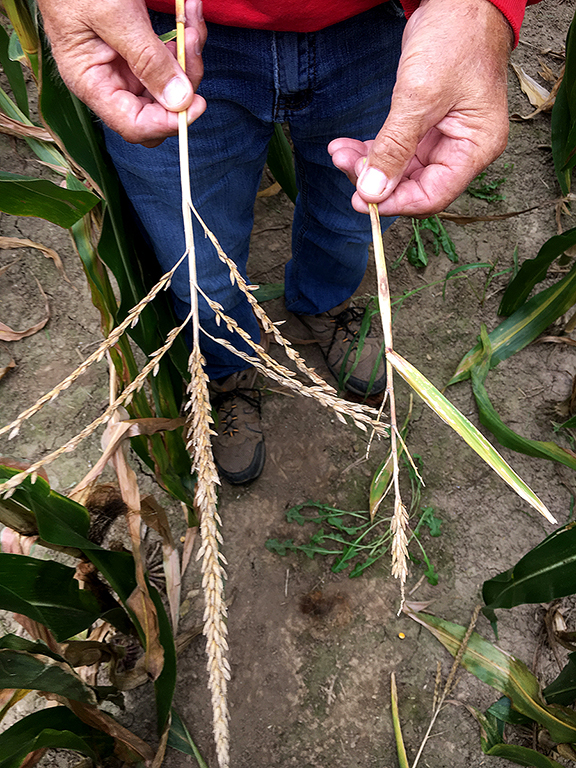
[184,348,230,768]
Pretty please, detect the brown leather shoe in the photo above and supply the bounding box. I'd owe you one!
[293,301,386,396]
[210,367,265,484]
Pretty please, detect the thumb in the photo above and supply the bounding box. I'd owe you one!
[96,3,195,111]
[356,106,430,203]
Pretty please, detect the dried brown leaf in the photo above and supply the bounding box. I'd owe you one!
[0,688,30,722]
[65,699,155,765]
[256,181,281,198]
[141,495,181,631]
[0,357,16,381]
[151,714,172,768]
[439,203,544,225]
[181,524,198,577]
[175,624,203,655]
[13,614,61,655]
[510,64,564,120]
[0,277,50,341]
[0,114,54,142]
[537,335,576,348]
[61,640,114,668]
[0,236,69,282]
[125,585,164,680]
[19,749,47,768]
[511,62,550,106]
[96,395,165,681]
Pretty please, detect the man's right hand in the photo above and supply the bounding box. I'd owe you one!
[37,0,207,146]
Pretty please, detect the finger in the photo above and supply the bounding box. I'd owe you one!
[328,138,371,184]
[97,87,206,144]
[351,138,487,217]
[355,98,433,204]
[165,27,203,91]
[90,0,195,112]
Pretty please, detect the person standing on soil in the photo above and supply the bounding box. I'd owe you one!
[37,0,535,484]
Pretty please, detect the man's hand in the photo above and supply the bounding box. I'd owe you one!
[38,0,207,146]
[328,0,513,216]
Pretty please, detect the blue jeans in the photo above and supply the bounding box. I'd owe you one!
[103,4,405,379]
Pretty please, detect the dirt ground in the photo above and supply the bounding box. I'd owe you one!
[1,3,576,767]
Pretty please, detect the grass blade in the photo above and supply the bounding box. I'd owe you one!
[390,673,410,768]
[387,350,555,523]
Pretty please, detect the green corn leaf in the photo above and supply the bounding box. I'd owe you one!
[0,85,67,168]
[487,696,534,727]
[0,706,114,768]
[0,647,97,705]
[390,673,410,768]
[449,262,576,385]
[483,522,576,619]
[472,706,565,766]
[0,634,68,662]
[470,326,576,471]
[0,554,102,642]
[0,25,28,116]
[483,743,565,767]
[0,171,99,227]
[406,607,576,744]
[8,29,25,64]
[266,124,298,203]
[499,227,576,316]
[551,11,576,193]
[0,466,136,631]
[151,583,177,733]
[470,707,505,752]
[387,351,554,523]
[168,710,208,767]
[544,653,576,707]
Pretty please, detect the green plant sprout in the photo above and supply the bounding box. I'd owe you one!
[394,215,458,269]
[467,166,512,202]
[266,500,442,581]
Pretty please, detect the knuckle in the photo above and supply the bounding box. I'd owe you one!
[129,42,165,84]
[373,131,416,165]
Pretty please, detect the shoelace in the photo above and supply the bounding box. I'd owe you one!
[328,306,368,352]
[214,388,262,438]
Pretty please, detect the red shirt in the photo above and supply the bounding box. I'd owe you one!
[146,0,539,47]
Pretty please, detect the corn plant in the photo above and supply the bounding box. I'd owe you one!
[447,7,576,467]
[0,464,179,766]
[395,518,576,768]
[0,0,197,512]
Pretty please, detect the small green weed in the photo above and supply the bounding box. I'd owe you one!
[467,166,512,202]
[266,501,442,581]
[399,215,458,268]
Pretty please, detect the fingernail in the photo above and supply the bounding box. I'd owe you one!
[197,1,203,21]
[358,166,388,196]
[195,35,202,56]
[163,77,190,108]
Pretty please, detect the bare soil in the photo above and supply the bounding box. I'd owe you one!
[1,3,576,766]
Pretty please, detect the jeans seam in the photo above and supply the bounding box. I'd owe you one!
[291,148,311,305]
[271,32,281,121]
